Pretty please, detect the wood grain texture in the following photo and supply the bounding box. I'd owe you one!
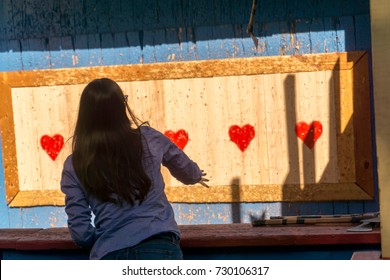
[0,52,361,87]
[0,52,374,207]
[0,80,19,204]
[0,224,380,250]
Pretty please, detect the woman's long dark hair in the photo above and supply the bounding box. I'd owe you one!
[72,78,151,206]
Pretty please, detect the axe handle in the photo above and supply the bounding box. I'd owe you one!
[252,216,371,226]
[252,212,379,226]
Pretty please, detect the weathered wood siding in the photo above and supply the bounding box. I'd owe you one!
[0,0,378,227]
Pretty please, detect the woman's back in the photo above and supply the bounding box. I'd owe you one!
[62,125,202,259]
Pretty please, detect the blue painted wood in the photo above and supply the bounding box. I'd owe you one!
[1,250,89,260]
[182,0,214,28]
[0,137,10,228]
[316,202,337,215]
[58,0,73,37]
[72,0,97,35]
[172,203,284,225]
[239,23,260,57]
[226,25,245,58]
[141,30,156,63]
[0,0,7,40]
[5,205,68,229]
[179,27,197,61]
[194,26,212,61]
[322,18,338,53]
[213,0,233,25]
[292,19,311,55]
[1,0,14,41]
[60,36,75,68]
[5,39,22,71]
[156,0,183,29]
[355,15,371,51]
[165,28,182,62]
[101,33,116,66]
[107,0,125,33]
[310,18,326,54]
[73,35,90,67]
[94,1,111,34]
[241,202,282,221]
[209,25,236,59]
[1,243,381,260]
[347,201,365,215]
[18,207,67,228]
[321,0,344,18]
[0,40,8,71]
[281,202,339,216]
[263,21,281,56]
[279,21,293,56]
[353,0,370,15]
[48,36,75,69]
[259,0,288,23]
[51,1,65,36]
[230,0,251,25]
[340,0,355,16]
[333,202,349,214]
[88,0,105,34]
[87,34,102,66]
[132,0,158,30]
[113,32,132,65]
[336,16,356,52]
[117,1,133,33]
[7,0,24,40]
[0,0,371,42]
[153,29,170,62]
[126,31,142,64]
[20,38,51,70]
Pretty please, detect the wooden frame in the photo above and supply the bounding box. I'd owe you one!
[0,51,374,207]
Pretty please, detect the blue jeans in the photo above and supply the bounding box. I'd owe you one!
[101,232,183,260]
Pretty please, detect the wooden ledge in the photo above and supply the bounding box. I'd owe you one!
[0,223,380,251]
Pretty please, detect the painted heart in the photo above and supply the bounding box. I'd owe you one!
[164,129,189,150]
[295,121,323,149]
[229,124,255,152]
[40,134,64,161]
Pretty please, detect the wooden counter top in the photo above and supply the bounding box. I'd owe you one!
[0,223,381,251]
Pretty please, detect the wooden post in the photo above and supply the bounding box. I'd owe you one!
[370,0,390,259]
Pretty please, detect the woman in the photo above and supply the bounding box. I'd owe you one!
[61,78,208,260]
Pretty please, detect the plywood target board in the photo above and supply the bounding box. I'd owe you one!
[0,51,374,207]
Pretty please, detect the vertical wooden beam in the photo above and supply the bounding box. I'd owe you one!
[370,0,390,258]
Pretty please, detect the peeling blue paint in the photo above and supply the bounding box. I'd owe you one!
[0,0,378,228]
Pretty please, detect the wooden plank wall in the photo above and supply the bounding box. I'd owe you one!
[0,0,378,228]
[370,0,390,259]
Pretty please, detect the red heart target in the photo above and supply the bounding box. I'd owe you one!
[295,121,323,149]
[164,129,189,150]
[40,134,64,161]
[229,124,255,152]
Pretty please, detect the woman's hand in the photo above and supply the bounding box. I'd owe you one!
[198,170,210,188]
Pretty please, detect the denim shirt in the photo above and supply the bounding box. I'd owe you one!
[60,126,202,259]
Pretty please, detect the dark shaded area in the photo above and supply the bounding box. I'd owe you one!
[0,0,369,50]
[0,244,381,260]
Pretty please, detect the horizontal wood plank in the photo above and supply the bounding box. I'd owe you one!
[0,224,380,251]
[0,52,363,88]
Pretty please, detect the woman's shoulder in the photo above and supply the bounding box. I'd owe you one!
[139,125,170,148]
[63,154,75,171]
[139,125,164,138]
